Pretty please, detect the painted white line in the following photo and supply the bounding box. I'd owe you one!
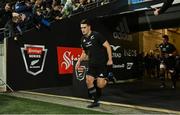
[108,78,138,84]
[19,91,92,102]
[19,91,180,114]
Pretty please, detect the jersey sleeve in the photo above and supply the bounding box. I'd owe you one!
[97,32,107,45]
[159,0,174,14]
[170,44,176,52]
[80,37,84,49]
[159,43,163,49]
[81,37,88,55]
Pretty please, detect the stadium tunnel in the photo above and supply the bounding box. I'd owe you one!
[0,0,180,111]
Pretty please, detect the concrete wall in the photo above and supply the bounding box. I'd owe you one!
[168,30,180,54]
[0,42,6,92]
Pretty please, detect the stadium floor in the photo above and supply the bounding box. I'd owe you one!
[27,77,180,113]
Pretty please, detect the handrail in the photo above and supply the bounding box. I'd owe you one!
[0,28,5,31]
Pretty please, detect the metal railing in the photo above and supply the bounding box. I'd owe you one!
[0,0,114,40]
[0,27,11,42]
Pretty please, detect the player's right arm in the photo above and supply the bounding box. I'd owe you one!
[75,50,87,69]
[154,0,174,15]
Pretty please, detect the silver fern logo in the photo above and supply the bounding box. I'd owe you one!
[31,59,39,66]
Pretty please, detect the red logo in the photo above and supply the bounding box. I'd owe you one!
[27,47,43,55]
[57,47,82,74]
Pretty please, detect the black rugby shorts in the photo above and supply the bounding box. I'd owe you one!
[86,65,108,78]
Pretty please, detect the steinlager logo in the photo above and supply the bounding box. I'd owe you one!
[21,44,48,76]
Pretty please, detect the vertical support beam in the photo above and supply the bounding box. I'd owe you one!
[0,38,13,92]
[0,39,6,92]
[3,38,7,91]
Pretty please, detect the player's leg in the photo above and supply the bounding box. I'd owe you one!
[159,62,166,88]
[86,66,99,108]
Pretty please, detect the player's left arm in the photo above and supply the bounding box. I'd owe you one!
[154,0,174,15]
[159,0,174,14]
[171,50,177,57]
[169,44,177,56]
[103,40,113,65]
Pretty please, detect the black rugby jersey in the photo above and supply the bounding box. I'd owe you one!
[81,31,108,66]
[159,42,176,68]
[159,0,174,14]
[159,42,176,55]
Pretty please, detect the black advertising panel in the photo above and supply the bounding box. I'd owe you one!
[7,19,82,90]
[92,14,141,81]
[7,9,141,90]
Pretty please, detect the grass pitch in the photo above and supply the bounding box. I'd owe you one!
[0,94,108,114]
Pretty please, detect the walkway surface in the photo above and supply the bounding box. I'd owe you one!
[1,91,174,114]
[2,77,180,114]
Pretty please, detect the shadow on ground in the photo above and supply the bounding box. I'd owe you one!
[29,77,180,112]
